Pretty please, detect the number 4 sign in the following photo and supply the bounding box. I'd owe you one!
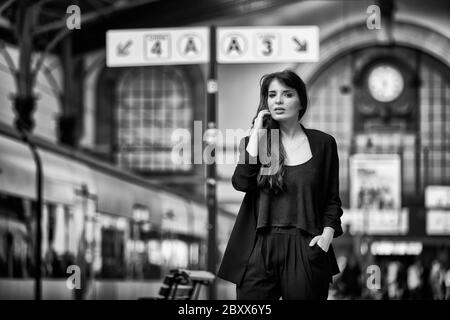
[145,34,170,60]
[107,27,209,67]
[107,26,319,67]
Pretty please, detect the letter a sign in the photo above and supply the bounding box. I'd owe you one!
[217,26,319,63]
[221,34,247,58]
[107,26,319,66]
[107,27,209,67]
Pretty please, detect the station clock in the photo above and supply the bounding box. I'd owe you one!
[352,53,419,133]
[367,64,405,102]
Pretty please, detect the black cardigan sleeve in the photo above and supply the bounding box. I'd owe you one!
[231,136,262,193]
[322,136,344,238]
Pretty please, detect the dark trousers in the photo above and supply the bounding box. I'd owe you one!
[236,227,331,300]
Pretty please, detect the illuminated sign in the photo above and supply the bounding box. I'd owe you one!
[370,241,423,256]
[107,26,319,66]
[107,27,209,67]
[217,26,319,63]
[426,210,450,235]
[133,204,150,221]
[425,185,450,208]
[425,186,450,235]
[342,208,409,235]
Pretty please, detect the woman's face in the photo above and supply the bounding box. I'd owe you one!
[267,79,301,122]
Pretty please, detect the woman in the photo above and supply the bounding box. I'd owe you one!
[217,70,343,300]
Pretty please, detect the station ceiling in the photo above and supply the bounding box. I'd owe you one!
[0,0,303,55]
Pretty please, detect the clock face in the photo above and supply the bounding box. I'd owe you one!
[367,65,404,102]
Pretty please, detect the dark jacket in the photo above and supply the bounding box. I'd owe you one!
[217,124,343,285]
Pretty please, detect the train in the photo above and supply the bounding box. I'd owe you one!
[0,124,236,299]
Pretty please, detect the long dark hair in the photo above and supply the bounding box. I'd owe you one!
[251,69,308,194]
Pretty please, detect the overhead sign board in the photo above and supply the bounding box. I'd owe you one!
[107,26,320,66]
[217,26,319,63]
[106,27,209,67]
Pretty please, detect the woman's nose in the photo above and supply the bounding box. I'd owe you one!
[275,95,283,104]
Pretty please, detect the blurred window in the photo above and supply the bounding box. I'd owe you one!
[43,203,76,278]
[303,56,353,194]
[116,66,193,172]
[420,54,450,187]
[127,206,163,280]
[96,213,127,279]
[0,194,32,278]
[0,193,80,279]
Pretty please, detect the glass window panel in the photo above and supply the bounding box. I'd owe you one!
[419,55,450,186]
[116,67,193,172]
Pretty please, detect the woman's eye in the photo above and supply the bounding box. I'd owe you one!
[268,94,276,98]
[285,92,293,98]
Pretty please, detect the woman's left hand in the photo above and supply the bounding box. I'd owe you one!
[309,227,335,252]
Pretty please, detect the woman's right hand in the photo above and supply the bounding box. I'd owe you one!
[253,109,272,130]
[247,110,271,157]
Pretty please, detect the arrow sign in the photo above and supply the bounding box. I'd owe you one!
[107,26,318,66]
[117,40,132,56]
[292,37,307,51]
[107,28,209,67]
[217,26,319,63]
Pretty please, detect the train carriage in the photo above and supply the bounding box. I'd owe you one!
[0,127,235,299]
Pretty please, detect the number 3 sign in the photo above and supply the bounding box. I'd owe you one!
[255,33,280,58]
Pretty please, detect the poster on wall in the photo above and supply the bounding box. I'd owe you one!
[347,154,405,234]
[350,153,401,210]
